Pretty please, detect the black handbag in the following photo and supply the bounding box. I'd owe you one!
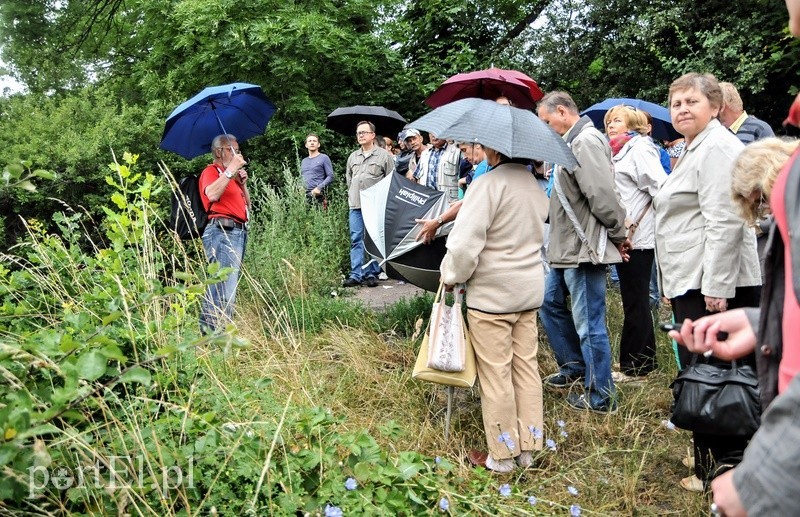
[670,358,761,437]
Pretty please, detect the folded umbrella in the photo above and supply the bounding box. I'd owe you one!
[326,105,407,137]
[160,82,277,159]
[361,174,452,292]
[410,98,578,170]
[581,97,680,142]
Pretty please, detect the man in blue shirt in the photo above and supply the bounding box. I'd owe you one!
[301,133,334,205]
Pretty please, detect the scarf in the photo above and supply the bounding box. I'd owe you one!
[609,131,637,156]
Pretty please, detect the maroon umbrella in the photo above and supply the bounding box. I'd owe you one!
[425,68,544,110]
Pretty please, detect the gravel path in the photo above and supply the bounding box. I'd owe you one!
[347,278,429,311]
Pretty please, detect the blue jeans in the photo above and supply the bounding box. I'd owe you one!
[539,264,616,406]
[200,223,247,332]
[349,209,381,282]
[649,261,660,308]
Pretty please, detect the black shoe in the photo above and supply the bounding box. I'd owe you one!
[343,278,361,288]
[365,276,378,287]
[565,393,618,414]
[543,372,583,390]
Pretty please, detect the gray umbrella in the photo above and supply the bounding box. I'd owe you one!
[408,98,578,170]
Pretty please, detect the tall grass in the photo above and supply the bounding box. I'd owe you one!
[0,154,709,515]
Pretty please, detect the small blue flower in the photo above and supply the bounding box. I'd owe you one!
[557,419,566,428]
[546,438,557,451]
[529,426,543,440]
[344,477,357,490]
[435,456,442,464]
[528,495,538,506]
[570,503,582,516]
[567,486,578,496]
[325,504,343,517]
[560,430,569,438]
[439,497,449,511]
[499,484,511,497]
[498,431,516,451]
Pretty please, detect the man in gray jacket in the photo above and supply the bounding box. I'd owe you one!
[537,91,631,413]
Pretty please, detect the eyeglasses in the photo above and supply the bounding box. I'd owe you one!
[356,131,374,136]
[225,148,242,155]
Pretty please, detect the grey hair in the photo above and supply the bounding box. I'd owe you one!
[211,134,238,150]
[538,91,579,114]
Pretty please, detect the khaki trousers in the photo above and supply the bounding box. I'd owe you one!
[468,308,544,461]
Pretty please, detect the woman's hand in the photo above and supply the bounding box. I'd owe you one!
[668,309,756,360]
[704,296,728,313]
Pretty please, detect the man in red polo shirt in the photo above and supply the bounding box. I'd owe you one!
[198,133,250,333]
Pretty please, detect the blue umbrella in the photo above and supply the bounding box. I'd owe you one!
[581,97,680,142]
[160,83,277,159]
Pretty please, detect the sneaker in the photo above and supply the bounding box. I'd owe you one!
[378,272,389,281]
[342,278,361,288]
[611,371,647,385]
[543,372,583,390]
[365,276,378,287]
[515,451,533,468]
[566,392,618,414]
[486,455,515,473]
[679,475,704,492]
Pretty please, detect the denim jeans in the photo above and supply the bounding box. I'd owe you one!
[200,223,247,332]
[539,264,616,406]
[649,261,660,308]
[348,208,381,282]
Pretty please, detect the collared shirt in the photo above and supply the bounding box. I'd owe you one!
[729,111,749,134]
[345,146,395,208]
[423,146,446,189]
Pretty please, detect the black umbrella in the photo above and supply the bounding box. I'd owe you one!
[326,105,407,137]
[361,174,451,292]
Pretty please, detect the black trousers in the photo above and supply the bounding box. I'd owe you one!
[616,249,656,375]
[671,286,760,484]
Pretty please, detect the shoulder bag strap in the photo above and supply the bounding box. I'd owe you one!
[552,170,606,264]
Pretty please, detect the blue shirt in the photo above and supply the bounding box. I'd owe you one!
[301,153,334,192]
[471,160,490,183]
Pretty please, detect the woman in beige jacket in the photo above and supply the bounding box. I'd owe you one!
[653,72,761,492]
[440,146,549,473]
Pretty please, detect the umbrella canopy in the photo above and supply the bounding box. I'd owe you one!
[409,98,578,170]
[581,97,680,142]
[160,82,277,159]
[425,68,543,110]
[361,174,452,292]
[326,105,407,137]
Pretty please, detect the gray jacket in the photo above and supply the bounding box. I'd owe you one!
[547,116,627,268]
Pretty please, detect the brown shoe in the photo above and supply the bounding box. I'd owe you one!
[468,449,489,468]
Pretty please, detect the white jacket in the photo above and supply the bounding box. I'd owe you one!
[611,135,667,250]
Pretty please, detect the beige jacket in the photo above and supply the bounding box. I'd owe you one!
[547,117,628,267]
[345,146,395,209]
[653,119,761,299]
[440,162,549,313]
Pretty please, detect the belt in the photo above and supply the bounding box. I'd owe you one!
[212,217,247,230]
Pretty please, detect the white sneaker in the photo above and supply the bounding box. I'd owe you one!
[486,455,515,473]
[378,272,389,281]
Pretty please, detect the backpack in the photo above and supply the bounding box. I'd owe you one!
[169,174,209,240]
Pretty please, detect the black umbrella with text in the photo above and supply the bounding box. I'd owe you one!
[361,174,451,292]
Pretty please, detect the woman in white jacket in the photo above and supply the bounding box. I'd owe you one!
[604,106,667,382]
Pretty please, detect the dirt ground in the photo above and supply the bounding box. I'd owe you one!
[347,278,430,311]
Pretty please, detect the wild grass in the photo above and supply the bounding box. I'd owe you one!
[0,156,710,515]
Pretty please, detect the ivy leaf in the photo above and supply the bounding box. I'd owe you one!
[76,350,107,381]
[117,366,151,386]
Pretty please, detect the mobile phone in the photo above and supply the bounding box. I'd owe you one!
[659,322,728,357]
[659,322,728,340]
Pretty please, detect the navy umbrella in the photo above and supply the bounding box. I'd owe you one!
[160,83,277,159]
[581,97,680,142]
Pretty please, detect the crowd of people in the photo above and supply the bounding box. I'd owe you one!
[194,2,800,513]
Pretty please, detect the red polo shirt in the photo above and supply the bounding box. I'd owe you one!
[199,164,248,223]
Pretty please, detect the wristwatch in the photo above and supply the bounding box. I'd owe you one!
[224,169,235,179]
[436,216,444,226]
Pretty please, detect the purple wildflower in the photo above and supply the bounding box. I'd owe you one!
[528,495,538,506]
[570,504,582,516]
[546,438,557,451]
[499,484,511,497]
[567,486,578,496]
[325,504,343,517]
[344,477,357,490]
[439,497,449,511]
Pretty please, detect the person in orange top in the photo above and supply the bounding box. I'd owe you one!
[198,133,250,333]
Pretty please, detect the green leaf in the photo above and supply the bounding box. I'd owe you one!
[76,349,107,381]
[5,163,23,179]
[110,193,127,209]
[117,366,151,386]
[101,311,123,325]
[32,169,55,180]
[17,180,36,192]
